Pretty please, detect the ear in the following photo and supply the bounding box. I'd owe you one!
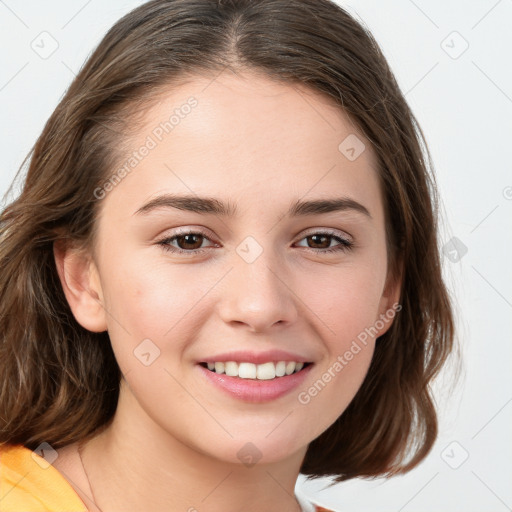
[53,239,108,333]
[375,263,403,338]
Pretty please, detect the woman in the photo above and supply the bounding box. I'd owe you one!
[0,1,455,510]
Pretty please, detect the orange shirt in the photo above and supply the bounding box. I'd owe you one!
[0,443,87,511]
[0,443,335,512]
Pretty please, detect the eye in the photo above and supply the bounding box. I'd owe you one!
[157,228,354,256]
[294,231,354,254]
[157,229,217,256]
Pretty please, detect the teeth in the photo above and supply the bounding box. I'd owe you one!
[257,362,275,380]
[206,361,307,379]
[224,361,238,377]
[238,362,257,379]
[275,361,286,377]
[285,361,296,375]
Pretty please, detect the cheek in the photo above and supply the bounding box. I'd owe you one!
[300,259,386,349]
[297,339,375,443]
[101,255,223,374]
[104,255,204,333]
[295,273,380,438]
[291,260,384,431]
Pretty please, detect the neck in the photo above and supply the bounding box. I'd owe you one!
[80,379,307,512]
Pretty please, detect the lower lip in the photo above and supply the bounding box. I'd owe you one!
[197,364,313,403]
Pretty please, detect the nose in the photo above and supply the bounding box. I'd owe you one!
[217,251,299,333]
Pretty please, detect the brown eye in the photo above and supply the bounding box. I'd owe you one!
[174,233,205,250]
[306,234,331,249]
[157,230,216,255]
[295,232,354,254]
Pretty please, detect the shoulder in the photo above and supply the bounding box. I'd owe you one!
[0,443,88,512]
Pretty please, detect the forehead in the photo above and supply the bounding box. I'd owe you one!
[99,70,383,223]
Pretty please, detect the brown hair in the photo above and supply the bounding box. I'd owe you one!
[0,0,455,482]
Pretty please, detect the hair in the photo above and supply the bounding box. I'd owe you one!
[0,0,455,482]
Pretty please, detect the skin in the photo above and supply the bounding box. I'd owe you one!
[54,69,401,512]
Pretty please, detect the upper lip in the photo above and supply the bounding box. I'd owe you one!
[199,350,313,365]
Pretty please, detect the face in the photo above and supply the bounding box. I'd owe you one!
[63,70,400,466]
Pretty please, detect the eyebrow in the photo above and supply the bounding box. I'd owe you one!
[133,194,372,219]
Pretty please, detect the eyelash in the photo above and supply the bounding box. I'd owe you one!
[156,229,354,256]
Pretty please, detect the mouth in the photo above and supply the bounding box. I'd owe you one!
[196,359,314,403]
[198,361,312,380]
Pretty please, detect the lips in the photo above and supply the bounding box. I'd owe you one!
[196,350,314,403]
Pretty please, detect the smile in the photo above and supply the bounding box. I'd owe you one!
[200,361,310,380]
[197,361,313,403]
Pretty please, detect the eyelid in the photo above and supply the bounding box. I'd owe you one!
[156,225,355,256]
[157,225,218,243]
[298,227,353,242]
[157,226,352,244]
[155,227,218,255]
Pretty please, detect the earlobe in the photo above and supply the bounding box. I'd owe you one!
[53,240,108,333]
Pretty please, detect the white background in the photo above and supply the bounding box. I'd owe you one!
[1,1,511,511]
